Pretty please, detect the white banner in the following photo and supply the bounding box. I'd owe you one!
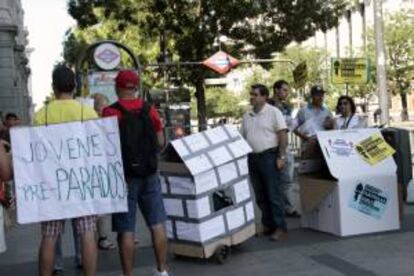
[11,117,128,224]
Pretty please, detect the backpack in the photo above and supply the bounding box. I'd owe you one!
[111,101,158,177]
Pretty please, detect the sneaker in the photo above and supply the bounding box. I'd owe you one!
[153,269,169,276]
[98,237,116,250]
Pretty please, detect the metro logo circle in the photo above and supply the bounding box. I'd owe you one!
[94,43,121,70]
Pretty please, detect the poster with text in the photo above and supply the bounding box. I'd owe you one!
[11,117,128,224]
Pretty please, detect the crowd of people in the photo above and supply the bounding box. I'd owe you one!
[241,80,367,241]
[0,66,168,276]
[0,64,369,276]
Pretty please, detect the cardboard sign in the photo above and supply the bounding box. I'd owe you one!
[348,183,388,220]
[11,117,128,224]
[331,58,369,84]
[317,129,396,179]
[301,129,399,237]
[87,71,119,104]
[355,133,395,165]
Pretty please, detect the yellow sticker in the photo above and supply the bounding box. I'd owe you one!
[355,134,395,165]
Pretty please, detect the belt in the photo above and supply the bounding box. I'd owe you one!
[251,147,278,156]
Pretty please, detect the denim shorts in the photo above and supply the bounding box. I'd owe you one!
[112,173,167,233]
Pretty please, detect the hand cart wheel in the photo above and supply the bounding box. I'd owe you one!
[214,245,230,264]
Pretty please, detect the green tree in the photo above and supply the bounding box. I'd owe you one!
[242,64,273,92]
[66,0,347,128]
[368,9,414,121]
[204,87,246,119]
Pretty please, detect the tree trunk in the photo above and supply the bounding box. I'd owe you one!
[400,91,409,121]
[195,72,207,131]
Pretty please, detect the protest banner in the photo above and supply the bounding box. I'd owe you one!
[11,117,128,224]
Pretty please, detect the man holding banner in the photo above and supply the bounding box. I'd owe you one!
[103,70,169,276]
[34,65,99,276]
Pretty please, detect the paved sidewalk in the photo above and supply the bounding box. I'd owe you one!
[2,205,414,275]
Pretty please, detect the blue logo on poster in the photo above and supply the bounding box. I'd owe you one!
[349,183,388,219]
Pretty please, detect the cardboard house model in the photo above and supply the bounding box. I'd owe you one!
[159,125,255,246]
[300,128,400,237]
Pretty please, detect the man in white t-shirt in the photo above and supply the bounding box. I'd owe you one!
[241,84,288,241]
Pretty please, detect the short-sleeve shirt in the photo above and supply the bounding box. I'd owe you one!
[241,103,287,153]
[272,101,294,131]
[295,104,332,137]
[334,115,367,130]
[34,99,98,126]
[102,98,162,133]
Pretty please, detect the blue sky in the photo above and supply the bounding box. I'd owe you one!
[21,0,75,109]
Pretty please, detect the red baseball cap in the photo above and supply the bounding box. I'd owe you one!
[115,70,139,89]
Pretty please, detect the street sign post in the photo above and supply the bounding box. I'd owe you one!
[331,58,370,84]
[293,61,308,88]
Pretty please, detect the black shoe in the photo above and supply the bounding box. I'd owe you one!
[286,210,301,218]
[53,269,64,276]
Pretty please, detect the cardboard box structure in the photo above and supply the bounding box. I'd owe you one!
[300,128,400,237]
[159,125,255,247]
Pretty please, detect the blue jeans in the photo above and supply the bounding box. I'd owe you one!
[248,151,287,231]
[112,173,167,233]
[54,221,82,271]
[280,152,295,212]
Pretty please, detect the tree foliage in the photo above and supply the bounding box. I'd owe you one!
[65,0,347,127]
[368,9,414,120]
[205,87,246,119]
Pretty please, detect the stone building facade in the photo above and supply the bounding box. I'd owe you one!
[0,0,31,123]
